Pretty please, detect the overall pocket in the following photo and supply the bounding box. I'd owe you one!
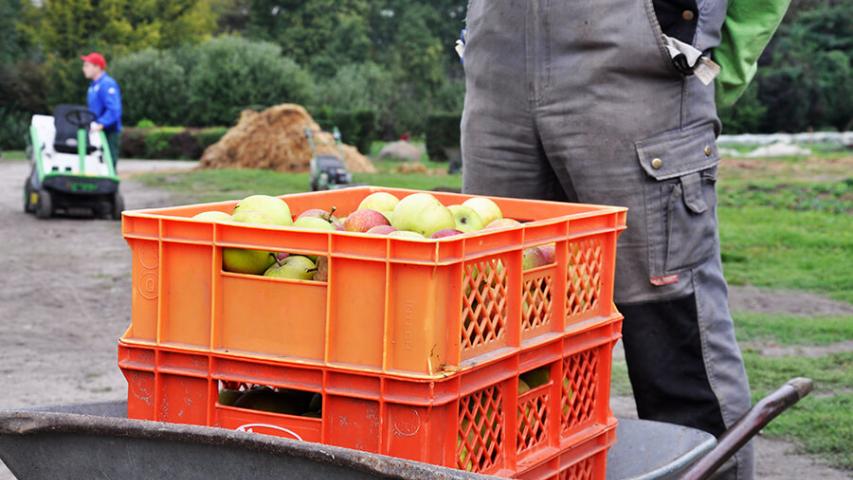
[637,123,720,280]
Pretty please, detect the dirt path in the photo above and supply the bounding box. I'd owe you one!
[0,159,193,480]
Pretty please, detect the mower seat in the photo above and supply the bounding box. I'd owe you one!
[53,104,97,155]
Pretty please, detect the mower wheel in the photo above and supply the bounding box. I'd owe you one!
[35,189,52,219]
[112,193,125,220]
[23,179,34,213]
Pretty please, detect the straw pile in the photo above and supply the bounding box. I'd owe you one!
[199,104,376,173]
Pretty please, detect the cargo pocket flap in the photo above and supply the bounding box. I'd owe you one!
[636,124,720,181]
[680,172,707,213]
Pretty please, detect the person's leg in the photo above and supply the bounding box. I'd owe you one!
[106,130,120,172]
[461,0,565,201]
[528,0,753,478]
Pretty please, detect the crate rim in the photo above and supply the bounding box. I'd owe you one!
[122,186,628,244]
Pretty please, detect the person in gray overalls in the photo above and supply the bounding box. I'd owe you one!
[462,1,753,478]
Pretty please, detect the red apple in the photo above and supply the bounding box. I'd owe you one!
[431,229,463,239]
[344,209,390,233]
[540,244,556,264]
[367,225,397,235]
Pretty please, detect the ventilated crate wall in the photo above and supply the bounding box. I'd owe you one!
[121,315,620,478]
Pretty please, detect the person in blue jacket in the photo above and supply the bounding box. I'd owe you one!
[81,52,122,169]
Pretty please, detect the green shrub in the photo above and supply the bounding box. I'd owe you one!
[0,107,31,150]
[312,109,376,154]
[121,126,228,159]
[112,49,190,126]
[186,36,314,126]
[425,113,462,162]
[120,128,146,158]
[136,119,156,128]
[194,127,228,150]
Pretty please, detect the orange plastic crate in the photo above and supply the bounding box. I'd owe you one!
[119,314,620,477]
[121,187,626,378]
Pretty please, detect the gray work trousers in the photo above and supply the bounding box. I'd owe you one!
[461,1,753,479]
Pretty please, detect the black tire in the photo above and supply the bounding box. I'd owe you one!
[35,189,52,219]
[23,178,34,213]
[112,192,125,220]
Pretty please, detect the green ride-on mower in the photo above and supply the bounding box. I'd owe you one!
[24,104,123,220]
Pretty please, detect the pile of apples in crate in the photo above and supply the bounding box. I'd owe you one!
[193,191,557,279]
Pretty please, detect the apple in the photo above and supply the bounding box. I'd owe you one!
[358,192,399,220]
[193,211,232,222]
[223,248,275,274]
[344,209,390,233]
[448,205,485,233]
[232,195,293,226]
[298,206,340,224]
[293,216,336,231]
[540,243,556,264]
[389,230,425,239]
[463,197,503,226]
[523,247,550,270]
[518,379,531,395]
[367,225,397,235]
[390,193,455,237]
[485,218,522,229]
[264,255,317,280]
[313,256,329,282]
[431,229,463,239]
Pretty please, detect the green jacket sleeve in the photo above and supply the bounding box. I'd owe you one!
[714,0,791,107]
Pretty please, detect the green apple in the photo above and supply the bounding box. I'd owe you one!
[448,205,485,233]
[518,379,531,395]
[390,193,455,237]
[358,192,399,220]
[463,197,503,226]
[264,255,317,280]
[293,216,336,231]
[223,248,275,274]
[232,195,293,226]
[193,211,232,222]
[388,230,425,239]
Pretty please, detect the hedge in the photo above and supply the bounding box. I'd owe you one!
[121,126,228,159]
[312,109,376,154]
[425,113,461,162]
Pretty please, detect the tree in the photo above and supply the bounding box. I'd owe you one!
[185,36,314,125]
[19,0,216,58]
[757,2,852,131]
[247,0,371,77]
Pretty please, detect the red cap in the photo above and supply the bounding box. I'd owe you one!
[80,52,107,70]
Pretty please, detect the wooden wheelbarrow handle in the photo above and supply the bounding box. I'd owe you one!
[679,377,813,480]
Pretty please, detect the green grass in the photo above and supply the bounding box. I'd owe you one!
[734,313,853,346]
[1,150,26,161]
[719,206,853,303]
[743,350,853,469]
[137,167,461,203]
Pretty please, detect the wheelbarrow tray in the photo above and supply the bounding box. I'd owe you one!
[0,402,714,480]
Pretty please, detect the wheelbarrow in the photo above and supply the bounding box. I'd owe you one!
[0,378,811,480]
